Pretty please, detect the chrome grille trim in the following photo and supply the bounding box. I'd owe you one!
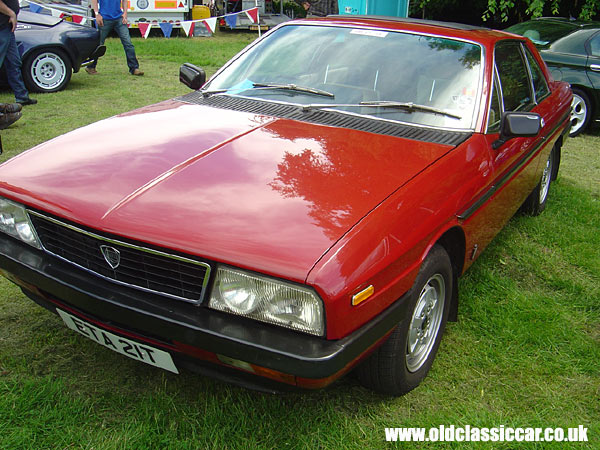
[27,211,211,305]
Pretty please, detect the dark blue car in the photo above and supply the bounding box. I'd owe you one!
[1,10,104,93]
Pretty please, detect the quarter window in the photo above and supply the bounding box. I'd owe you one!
[524,47,550,102]
[590,33,600,57]
[487,70,502,133]
[495,41,534,112]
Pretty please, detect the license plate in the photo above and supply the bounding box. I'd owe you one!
[57,309,179,374]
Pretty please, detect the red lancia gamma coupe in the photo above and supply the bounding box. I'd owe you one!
[0,16,572,395]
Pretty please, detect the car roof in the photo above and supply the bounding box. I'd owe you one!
[293,16,518,46]
[528,17,600,29]
[327,15,489,31]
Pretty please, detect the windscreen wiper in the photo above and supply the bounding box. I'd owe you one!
[252,83,335,98]
[201,89,228,98]
[302,100,462,120]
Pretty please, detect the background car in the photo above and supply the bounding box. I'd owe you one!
[0,11,104,93]
[506,17,600,136]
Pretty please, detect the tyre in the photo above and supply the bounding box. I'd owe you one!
[22,48,72,93]
[520,146,556,216]
[356,244,452,396]
[570,88,591,137]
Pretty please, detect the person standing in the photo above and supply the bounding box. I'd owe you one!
[86,0,143,76]
[0,0,37,105]
[296,0,339,17]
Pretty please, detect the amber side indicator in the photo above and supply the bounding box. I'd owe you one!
[351,285,374,306]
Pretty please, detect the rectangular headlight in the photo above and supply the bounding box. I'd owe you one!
[0,198,41,249]
[209,266,325,336]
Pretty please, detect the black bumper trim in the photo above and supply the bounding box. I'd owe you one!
[0,235,411,380]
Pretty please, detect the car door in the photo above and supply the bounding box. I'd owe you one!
[461,40,550,253]
[586,31,600,94]
[489,41,548,217]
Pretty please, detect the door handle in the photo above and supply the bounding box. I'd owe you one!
[591,64,600,72]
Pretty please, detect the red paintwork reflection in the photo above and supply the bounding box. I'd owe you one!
[0,100,452,283]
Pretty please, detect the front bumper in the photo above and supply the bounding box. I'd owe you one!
[0,234,411,390]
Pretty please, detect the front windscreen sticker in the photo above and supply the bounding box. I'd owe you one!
[350,29,388,38]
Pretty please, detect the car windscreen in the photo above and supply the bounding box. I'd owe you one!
[205,24,483,130]
[506,21,577,46]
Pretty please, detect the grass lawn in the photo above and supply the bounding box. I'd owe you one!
[0,34,599,449]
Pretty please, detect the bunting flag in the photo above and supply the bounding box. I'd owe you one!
[245,7,258,23]
[26,0,262,37]
[181,20,194,36]
[29,3,43,13]
[159,22,173,38]
[224,13,237,29]
[138,22,152,38]
[203,17,216,33]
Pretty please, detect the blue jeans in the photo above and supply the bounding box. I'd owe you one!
[0,27,30,102]
[89,18,139,73]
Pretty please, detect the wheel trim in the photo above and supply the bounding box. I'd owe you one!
[539,150,553,205]
[570,93,587,135]
[406,273,445,373]
[30,53,67,90]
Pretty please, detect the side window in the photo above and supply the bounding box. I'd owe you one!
[495,41,534,112]
[590,33,600,57]
[487,70,502,133]
[524,46,550,102]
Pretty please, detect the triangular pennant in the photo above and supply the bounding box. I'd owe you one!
[71,14,83,24]
[29,3,43,14]
[138,22,152,38]
[50,9,63,17]
[181,20,194,36]
[80,17,87,26]
[159,22,173,38]
[245,7,258,23]
[224,13,237,29]
[203,17,216,33]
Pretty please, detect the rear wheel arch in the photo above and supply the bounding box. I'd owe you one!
[569,86,594,136]
[22,44,76,69]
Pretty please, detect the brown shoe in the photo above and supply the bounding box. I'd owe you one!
[85,67,98,75]
[0,111,22,130]
[0,103,22,113]
[131,68,144,76]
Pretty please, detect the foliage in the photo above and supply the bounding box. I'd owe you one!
[483,0,599,22]
[410,0,600,26]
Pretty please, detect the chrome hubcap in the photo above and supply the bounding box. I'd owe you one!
[539,151,553,205]
[570,93,587,135]
[406,273,445,373]
[31,53,66,90]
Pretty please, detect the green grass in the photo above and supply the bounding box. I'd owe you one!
[0,34,599,449]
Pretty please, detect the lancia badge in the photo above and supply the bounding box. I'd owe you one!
[100,245,121,269]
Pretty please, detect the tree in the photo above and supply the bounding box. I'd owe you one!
[483,0,600,22]
[410,0,600,27]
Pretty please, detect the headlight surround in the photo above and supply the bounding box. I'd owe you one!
[209,266,325,336]
[0,198,41,249]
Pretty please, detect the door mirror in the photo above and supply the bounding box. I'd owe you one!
[179,63,206,90]
[492,112,541,149]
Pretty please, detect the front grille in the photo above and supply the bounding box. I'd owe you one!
[28,212,211,304]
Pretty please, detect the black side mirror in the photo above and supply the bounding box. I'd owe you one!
[492,112,541,149]
[179,63,206,90]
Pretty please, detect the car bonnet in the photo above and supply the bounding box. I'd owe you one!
[0,99,457,282]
